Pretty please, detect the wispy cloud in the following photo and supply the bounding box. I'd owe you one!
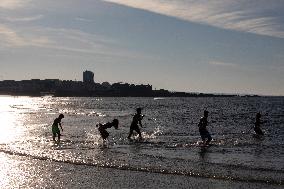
[0,25,108,51]
[75,17,93,22]
[4,15,43,22]
[0,25,28,47]
[0,24,155,61]
[209,61,237,67]
[104,0,284,38]
[0,24,60,49]
[0,0,31,9]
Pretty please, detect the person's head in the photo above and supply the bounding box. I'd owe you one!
[136,108,142,114]
[256,112,261,118]
[204,110,209,117]
[112,119,119,129]
[58,114,64,119]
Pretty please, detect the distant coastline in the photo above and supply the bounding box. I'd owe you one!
[0,78,259,97]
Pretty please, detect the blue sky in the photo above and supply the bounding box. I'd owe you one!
[0,0,284,95]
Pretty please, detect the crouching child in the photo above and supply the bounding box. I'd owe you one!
[97,119,119,141]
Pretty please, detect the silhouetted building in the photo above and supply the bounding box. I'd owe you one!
[0,70,239,97]
[83,70,94,83]
[102,82,111,89]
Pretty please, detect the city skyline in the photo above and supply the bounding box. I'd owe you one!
[0,69,272,96]
[1,0,284,96]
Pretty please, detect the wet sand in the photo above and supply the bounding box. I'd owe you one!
[0,152,282,189]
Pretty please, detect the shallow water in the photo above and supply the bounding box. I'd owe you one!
[0,96,283,186]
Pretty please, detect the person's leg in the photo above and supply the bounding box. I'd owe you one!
[200,130,206,144]
[206,133,212,145]
[254,127,264,135]
[52,133,56,141]
[135,127,142,139]
[57,131,61,142]
[103,130,109,139]
[102,132,108,145]
[128,128,133,139]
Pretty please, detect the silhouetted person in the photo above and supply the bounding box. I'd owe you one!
[127,108,144,139]
[52,114,64,142]
[198,110,212,145]
[254,112,264,136]
[97,119,119,141]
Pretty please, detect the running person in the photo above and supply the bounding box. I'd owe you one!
[52,114,64,142]
[97,119,119,140]
[127,108,144,139]
[198,110,212,145]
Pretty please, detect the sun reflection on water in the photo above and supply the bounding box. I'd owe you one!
[0,153,28,188]
[0,96,37,143]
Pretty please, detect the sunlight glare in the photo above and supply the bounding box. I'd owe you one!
[0,96,29,143]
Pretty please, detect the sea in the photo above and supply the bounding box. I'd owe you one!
[0,96,283,188]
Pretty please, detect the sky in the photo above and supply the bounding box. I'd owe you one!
[0,0,284,96]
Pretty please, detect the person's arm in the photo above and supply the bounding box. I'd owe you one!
[139,115,143,127]
[198,118,204,129]
[198,119,201,127]
[206,119,209,127]
[59,122,63,131]
[139,120,143,127]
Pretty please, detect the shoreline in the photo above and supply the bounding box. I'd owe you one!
[0,94,271,98]
[1,152,282,189]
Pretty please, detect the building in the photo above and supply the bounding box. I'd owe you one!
[83,70,94,83]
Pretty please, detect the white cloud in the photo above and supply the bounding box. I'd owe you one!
[104,0,284,38]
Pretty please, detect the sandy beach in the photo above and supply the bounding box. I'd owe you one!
[0,152,282,189]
